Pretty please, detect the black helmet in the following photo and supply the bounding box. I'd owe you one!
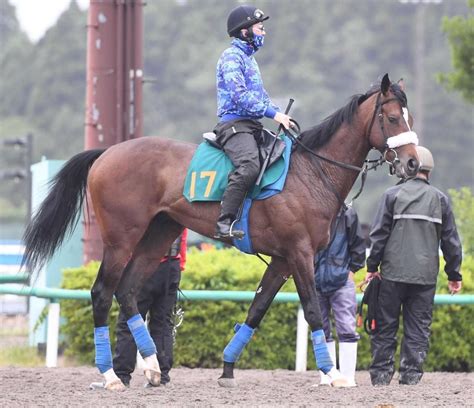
[227,5,269,37]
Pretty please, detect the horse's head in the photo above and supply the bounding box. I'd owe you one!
[366,74,419,179]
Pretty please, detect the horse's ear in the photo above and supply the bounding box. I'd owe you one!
[381,73,391,95]
[397,78,405,92]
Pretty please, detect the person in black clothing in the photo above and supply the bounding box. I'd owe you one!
[365,146,462,386]
[113,231,187,387]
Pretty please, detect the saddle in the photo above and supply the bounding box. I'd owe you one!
[185,135,293,253]
[203,128,286,169]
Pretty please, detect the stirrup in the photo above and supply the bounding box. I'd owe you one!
[229,220,245,239]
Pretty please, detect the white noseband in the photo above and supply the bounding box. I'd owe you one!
[386,131,419,148]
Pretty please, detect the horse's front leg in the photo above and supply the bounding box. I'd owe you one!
[218,257,289,388]
[290,252,349,387]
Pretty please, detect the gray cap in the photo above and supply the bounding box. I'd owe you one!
[416,146,434,172]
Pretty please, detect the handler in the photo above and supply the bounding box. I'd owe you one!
[365,146,462,386]
[213,4,292,239]
[314,205,366,387]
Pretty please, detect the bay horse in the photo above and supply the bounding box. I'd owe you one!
[23,74,419,390]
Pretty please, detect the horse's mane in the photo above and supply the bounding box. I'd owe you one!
[297,82,408,151]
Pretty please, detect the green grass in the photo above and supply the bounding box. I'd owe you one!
[0,346,44,367]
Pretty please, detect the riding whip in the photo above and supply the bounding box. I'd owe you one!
[255,98,294,186]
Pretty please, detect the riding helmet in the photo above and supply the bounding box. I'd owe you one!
[416,146,434,172]
[227,5,269,37]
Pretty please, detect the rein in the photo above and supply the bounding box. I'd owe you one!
[286,91,413,205]
[284,124,384,207]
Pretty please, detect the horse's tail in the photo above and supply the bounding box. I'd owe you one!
[22,149,106,276]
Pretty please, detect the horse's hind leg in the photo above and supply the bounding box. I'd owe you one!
[114,213,183,387]
[91,246,133,391]
[218,256,289,388]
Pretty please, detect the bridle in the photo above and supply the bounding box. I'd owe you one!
[365,92,417,175]
[285,91,418,206]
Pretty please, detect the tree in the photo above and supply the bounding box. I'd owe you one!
[438,0,474,104]
[0,0,472,226]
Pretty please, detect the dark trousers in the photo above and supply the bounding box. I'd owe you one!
[214,120,261,218]
[370,279,436,385]
[113,259,181,385]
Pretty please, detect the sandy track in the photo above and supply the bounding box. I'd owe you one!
[0,367,472,407]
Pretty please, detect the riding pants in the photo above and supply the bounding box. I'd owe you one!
[369,279,436,385]
[113,259,181,385]
[214,119,262,219]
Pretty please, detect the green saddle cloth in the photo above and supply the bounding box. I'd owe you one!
[183,142,286,202]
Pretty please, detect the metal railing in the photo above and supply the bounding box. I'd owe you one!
[1,284,473,304]
[1,284,473,369]
[0,274,29,284]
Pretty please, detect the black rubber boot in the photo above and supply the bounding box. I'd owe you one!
[214,215,244,239]
[370,371,393,386]
[399,371,423,385]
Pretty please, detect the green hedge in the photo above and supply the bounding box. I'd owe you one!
[60,248,473,371]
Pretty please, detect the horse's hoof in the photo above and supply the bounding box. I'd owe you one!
[217,377,237,388]
[144,369,161,387]
[104,379,126,391]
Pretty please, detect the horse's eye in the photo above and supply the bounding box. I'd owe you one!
[388,116,398,124]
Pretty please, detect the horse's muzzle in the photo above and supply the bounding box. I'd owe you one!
[392,156,419,179]
[406,157,420,175]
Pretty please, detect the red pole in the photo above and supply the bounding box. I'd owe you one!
[84,0,118,150]
[132,0,144,139]
[83,0,144,264]
[116,1,125,144]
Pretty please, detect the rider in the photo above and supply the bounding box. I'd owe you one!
[213,4,292,239]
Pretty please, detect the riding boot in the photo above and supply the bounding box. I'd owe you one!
[214,213,244,239]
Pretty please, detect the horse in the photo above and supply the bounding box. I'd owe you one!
[22,74,419,390]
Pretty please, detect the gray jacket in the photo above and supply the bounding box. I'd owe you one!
[367,177,462,284]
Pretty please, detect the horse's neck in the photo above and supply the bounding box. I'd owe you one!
[311,120,370,200]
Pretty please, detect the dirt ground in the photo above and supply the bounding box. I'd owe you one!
[0,367,472,407]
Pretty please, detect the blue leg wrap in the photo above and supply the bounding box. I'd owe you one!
[312,329,334,374]
[223,323,255,363]
[94,326,113,374]
[127,314,157,358]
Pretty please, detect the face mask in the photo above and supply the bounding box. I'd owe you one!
[253,33,265,49]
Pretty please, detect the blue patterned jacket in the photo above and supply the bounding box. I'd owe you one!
[216,39,279,122]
